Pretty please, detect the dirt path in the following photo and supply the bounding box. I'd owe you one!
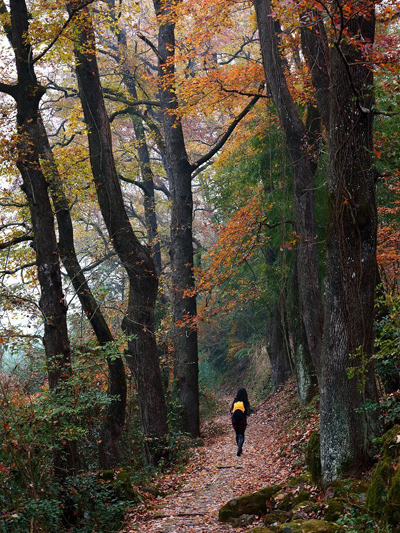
[123,383,308,533]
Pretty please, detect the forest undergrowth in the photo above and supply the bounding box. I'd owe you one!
[122,379,319,532]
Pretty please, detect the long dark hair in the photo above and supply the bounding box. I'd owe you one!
[235,388,248,404]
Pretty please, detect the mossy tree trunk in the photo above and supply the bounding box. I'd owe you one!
[290,258,318,405]
[320,1,380,482]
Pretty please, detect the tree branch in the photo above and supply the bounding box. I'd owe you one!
[80,251,117,272]
[191,91,263,171]
[1,261,36,275]
[33,0,97,65]
[218,83,269,98]
[217,33,259,65]
[118,173,171,198]
[192,160,214,179]
[103,87,160,107]
[109,106,134,122]
[0,82,17,98]
[137,32,162,61]
[0,235,33,250]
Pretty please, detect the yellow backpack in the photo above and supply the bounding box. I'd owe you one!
[233,401,245,413]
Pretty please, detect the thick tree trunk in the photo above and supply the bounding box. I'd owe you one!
[320,2,380,482]
[253,0,323,378]
[290,258,318,405]
[153,0,200,438]
[68,2,168,464]
[6,0,80,487]
[268,300,292,389]
[300,11,330,131]
[37,120,126,469]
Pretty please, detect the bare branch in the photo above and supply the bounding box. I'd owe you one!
[191,90,263,171]
[137,32,162,61]
[0,235,33,250]
[52,134,76,148]
[1,261,36,275]
[109,105,136,122]
[81,251,117,272]
[217,82,269,99]
[118,173,171,198]
[217,33,259,65]
[0,201,28,208]
[192,160,213,179]
[102,87,160,107]
[46,79,78,97]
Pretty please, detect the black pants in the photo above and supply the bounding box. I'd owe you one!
[235,431,245,445]
[235,430,245,455]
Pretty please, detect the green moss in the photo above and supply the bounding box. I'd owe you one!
[100,470,114,481]
[306,431,322,486]
[294,490,311,504]
[365,425,400,530]
[264,510,292,526]
[366,459,392,512]
[97,470,143,503]
[276,492,294,511]
[247,526,272,533]
[292,500,318,515]
[218,485,282,522]
[271,519,343,532]
[115,471,140,501]
[381,425,400,460]
[287,474,311,486]
[275,488,311,511]
[327,479,369,499]
[386,464,400,532]
[323,498,345,522]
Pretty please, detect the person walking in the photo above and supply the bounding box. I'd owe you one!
[230,388,251,456]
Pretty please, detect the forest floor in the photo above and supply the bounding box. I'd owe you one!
[122,379,318,533]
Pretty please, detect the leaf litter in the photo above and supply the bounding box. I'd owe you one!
[122,379,318,532]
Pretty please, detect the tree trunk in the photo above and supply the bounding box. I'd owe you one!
[68,2,168,464]
[153,0,200,438]
[2,1,79,522]
[267,300,292,389]
[290,257,318,405]
[320,1,380,482]
[300,11,330,131]
[111,17,163,275]
[253,0,324,378]
[37,119,126,469]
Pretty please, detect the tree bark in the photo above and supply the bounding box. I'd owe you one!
[37,119,126,469]
[110,11,163,276]
[267,301,292,389]
[153,0,200,438]
[68,2,168,464]
[300,11,330,131]
[253,0,324,378]
[290,257,318,405]
[2,0,79,520]
[320,0,380,482]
